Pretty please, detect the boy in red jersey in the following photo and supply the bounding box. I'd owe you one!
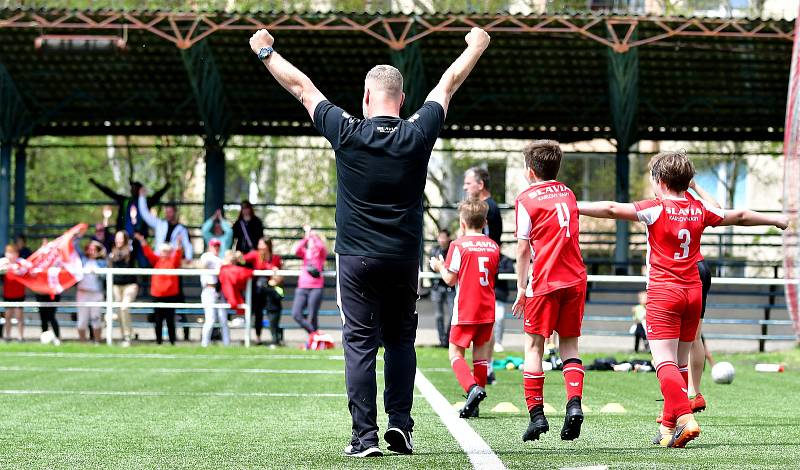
[430,197,500,419]
[511,140,588,442]
[579,151,787,448]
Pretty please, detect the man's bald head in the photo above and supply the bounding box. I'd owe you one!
[365,65,404,99]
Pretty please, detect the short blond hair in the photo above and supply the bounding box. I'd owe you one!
[459,197,489,230]
[365,65,404,98]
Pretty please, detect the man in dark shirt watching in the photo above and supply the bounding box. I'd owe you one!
[249,27,490,458]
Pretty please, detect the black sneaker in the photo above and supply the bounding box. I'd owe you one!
[560,397,584,441]
[523,407,549,442]
[459,384,487,419]
[384,427,413,454]
[470,405,480,418]
[487,371,497,385]
[343,443,383,458]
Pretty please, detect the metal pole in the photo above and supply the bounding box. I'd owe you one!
[0,143,11,249]
[13,143,25,237]
[244,280,252,348]
[105,271,114,346]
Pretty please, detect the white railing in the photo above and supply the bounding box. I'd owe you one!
[0,267,796,348]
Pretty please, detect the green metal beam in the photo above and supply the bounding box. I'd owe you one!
[0,63,33,144]
[181,39,233,220]
[0,62,33,249]
[391,38,428,116]
[0,143,11,249]
[608,44,639,274]
[13,141,27,237]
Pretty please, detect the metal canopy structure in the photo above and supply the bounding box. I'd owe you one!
[0,7,795,264]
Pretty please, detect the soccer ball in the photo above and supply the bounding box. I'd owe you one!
[711,361,735,384]
[40,330,55,345]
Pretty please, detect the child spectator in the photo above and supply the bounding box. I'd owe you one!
[243,237,283,346]
[1,244,30,341]
[75,240,108,343]
[136,233,183,345]
[632,291,648,353]
[200,239,229,347]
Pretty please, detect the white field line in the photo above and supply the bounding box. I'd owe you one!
[415,369,507,470]
[0,389,345,398]
[0,366,345,375]
[0,352,346,361]
[0,364,446,374]
[0,389,426,399]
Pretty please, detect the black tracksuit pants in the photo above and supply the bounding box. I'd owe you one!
[337,254,418,448]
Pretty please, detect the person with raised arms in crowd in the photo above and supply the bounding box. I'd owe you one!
[89,178,170,268]
[202,209,233,257]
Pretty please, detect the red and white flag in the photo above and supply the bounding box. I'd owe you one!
[7,224,87,297]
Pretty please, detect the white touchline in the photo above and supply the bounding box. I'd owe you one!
[0,352,339,361]
[0,389,346,398]
[0,366,346,375]
[0,389,426,399]
[415,369,507,470]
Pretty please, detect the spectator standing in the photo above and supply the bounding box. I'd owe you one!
[632,291,648,353]
[463,167,503,245]
[89,178,170,268]
[92,223,114,253]
[1,244,30,341]
[36,292,61,344]
[429,229,455,348]
[14,234,32,259]
[109,231,138,347]
[464,166,504,379]
[232,200,264,254]
[200,239,229,347]
[138,186,193,341]
[75,240,108,343]
[243,237,283,346]
[137,187,193,260]
[291,226,328,337]
[136,233,183,345]
[201,209,233,256]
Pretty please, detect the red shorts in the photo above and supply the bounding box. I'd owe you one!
[524,282,586,338]
[449,323,494,349]
[645,284,702,342]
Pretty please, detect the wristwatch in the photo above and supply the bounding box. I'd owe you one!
[257,46,274,61]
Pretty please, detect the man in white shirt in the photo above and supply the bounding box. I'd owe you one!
[137,186,193,261]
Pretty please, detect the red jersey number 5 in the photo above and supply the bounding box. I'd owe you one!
[478,257,490,287]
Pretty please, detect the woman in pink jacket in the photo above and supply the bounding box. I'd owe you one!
[291,226,327,335]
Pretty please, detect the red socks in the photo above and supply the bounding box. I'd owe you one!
[656,361,692,428]
[562,358,585,400]
[679,364,689,391]
[451,357,477,393]
[523,371,545,411]
[473,360,488,388]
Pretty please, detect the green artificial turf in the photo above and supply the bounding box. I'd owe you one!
[0,343,798,469]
